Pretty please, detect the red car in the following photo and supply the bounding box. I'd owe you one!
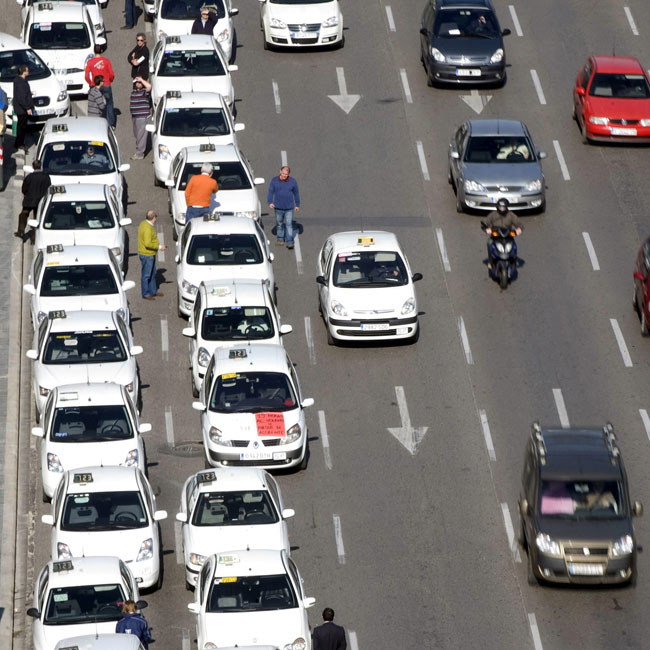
[633,237,650,335]
[573,55,650,143]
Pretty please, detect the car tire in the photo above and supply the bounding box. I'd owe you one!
[186,579,194,591]
[299,443,308,470]
[334,35,345,50]
[144,9,153,22]
[537,199,546,214]
[42,488,51,504]
[172,225,178,242]
[447,166,453,185]
[518,518,526,547]
[641,307,649,337]
[326,323,335,346]
[263,34,270,51]
[456,190,465,214]
[498,265,508,289]
[177,291,183,319]
[154,175,165,188]
[154,550,164,591]
[527,547,539,585]
[580,120,590,145]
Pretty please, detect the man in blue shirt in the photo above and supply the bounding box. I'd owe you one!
[267,166,300,250]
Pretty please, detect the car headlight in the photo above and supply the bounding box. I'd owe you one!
[39,385,51,397]
[431,47,445,63]
[56,90,68,102]
[464,179,486,193]
[216,28,229,42]
[525,179,542,192]
[158,144,171,160]
[182,280,198,296]
[280,423,301,445]
[612,534,634,556]
[270,17,287,29]
[110,184,117,194]
[588,116,608,125]
[124,449,139,467]
[203,644,217,650]
[189,552,207,567]
[137,538,153,562]
[125,382,134,393]
[197,347,211,367]
[234,210,258,219]
[489,48,504,64]
[111,247,122,258]
[37,311,47,324]
[209,426,232,446]
[640,119,650,127]
[323,15,339,27]
[331,300,347,317]
[400,298,415,315]
[535,532,561,556]
[283,638,307,650]
[47,453,63,473]
[57,542,72,559]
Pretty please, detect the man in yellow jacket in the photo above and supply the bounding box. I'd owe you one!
[137,210,167,299]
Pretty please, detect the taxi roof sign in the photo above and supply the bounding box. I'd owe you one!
[73,472,93,483]
[46,244,64,253]
[203,212,220,221]
[199,144,215,152]
[229,349,247,359]
[52,123,68,132]
[166,90,182,99]
[37,2,54,10]
[53,560,74,573]
[48,310,67,320]
[197,471,216,484]
[166,35,181,43]
[58,646,80,650]
[49,185,66,194]
[357,237,375,246]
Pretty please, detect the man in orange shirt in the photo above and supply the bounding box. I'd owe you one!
[184,162,218,221]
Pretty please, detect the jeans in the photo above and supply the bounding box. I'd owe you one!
[102,85,116,128]
[139,254,156,298]
[186,205,210,221]
[132,116,148,156]
[275,209,294,245]
[125,0,136,27]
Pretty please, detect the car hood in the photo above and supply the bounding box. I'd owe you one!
[153,75,232,100]
[268,1,340,23]
[189,522,287,555]
[40,361,135,389]
[48,174,121,189]
[36,295,123,315]
[165,134,236,160]
[329,283,414,315]
[36,50,91,66]
[36,230,120,249]
[47,439,139,471]
[462,162,542,185]
[209,190,260,213]
[585,96,650,120]
[206,410,301,439]
[0,74,65,105]
[537,516,632,542]
[40,620,119,650]
[181,263,271,285]
[58,528,150,562]
[432,35,503,58]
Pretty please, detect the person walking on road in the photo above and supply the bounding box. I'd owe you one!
[184,162,218,221]
[84,45,116,127]
[129,76,152,160]
[12,65,33,152]
[122,0,137,30]
[127,33,150,80]
[267,165,300,249]
[312,607,347,650]
[137,210,166,300]
[191,7,217,35]
[87,76,107,118]
[115,600,152,649]
[16,159,50,241]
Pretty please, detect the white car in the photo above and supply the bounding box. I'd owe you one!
[21,1,106,95]
[149,34,237,109]
[147,91,243,185]
[175,214,275,317]
[19,0,106,36]
[33,382,149,500]
[316,231,423,344]
[55,634,145,650]
[260,0,343,50]
[27,556,145,650]
[0,32,69,122]
[29,184,131,269]
[27,310,143,418]
[183,279,292,396]
[166,143,264,239]
[24,244,134,328]
[176,468,295,587]
[26,117,130,207]
[193,344,313,470]
[41,466,167,590]
[188,550,315,650]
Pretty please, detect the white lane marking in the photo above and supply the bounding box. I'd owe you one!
[435,228,451,272]
[182,628,190,650]
[158,231,165,261]
[552,140,571,181]
[457,316,473,365]
[624,6,639,36]
[272,79,281,113]
[479,409,496,461]
[281,150,288,167]
[582,232,600,271]
[500,502,522,562]
[399,68,413,103]
[530,69,547,105]
[294,233,303,274]
[552,388,570,428]
[160,315,169,361]
[333,515,346,564]
[385,5,396,32]
[508,5,523,36]
[165,407,175,446]
[349,630,359,650]
[415,141,430,181]
[640,409,650,444]
[305,316,316,365]
[174,520,183,564]
[318,410,333,470]
[528,613,545,650]
[610,318,633,367]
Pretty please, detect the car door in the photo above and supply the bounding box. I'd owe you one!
[200,351,216,405]
[520,442,537,546]
[635,239,650,313]
[420,1,434,65]
[574,58,593,125]
[182,475,199,555]
[189,288,202,364]
[196,556,213,644]
[317,240,333,312]
[449,123,467,183]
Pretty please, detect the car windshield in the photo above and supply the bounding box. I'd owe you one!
[180,162,251,190]
[539,480,624,519]
[435,9,499,38]
[161,107,229,137]
[186,234,263,265]
[161,0,225,20]
[332,250,408,288]
[41,142,116,176]
[209,371,297,413]
[159,50,225,77]
[0,48,51,81]
[44,583,127,624]
[192,490,279,526]
[61,491,148,531]
[207,574,297,612]
[202,306,274,341]
[29,23,91,50]
[464,136,534,163]
[43,330,127,365]
[43,201,116,230]
[589,73,650,98]
[40,264,118,297]
[50,404,133,442]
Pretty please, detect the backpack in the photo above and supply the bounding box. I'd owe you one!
[0,87,7,111]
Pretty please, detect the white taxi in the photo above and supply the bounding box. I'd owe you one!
[24,244,134,328]
[41,467,167,590]
[175,214,275,317]
[149,34,237,108]
[192,344,313,470]
[0,32,69,122]
[188,550,314,650]
[147,91,243,185]
[29,184,131,269]
[27,310,142,418]
[26,117,130,206]
[316,231,423,345]
[33,383,149,500]
[166,143,264,239]
[176,468,294,587]
[27,556,145,650]
[55,634,145,650]
[19,0,106,37]
[21,1,106,95]
[183,279,292,396]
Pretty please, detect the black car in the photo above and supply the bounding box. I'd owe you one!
[519,422,643,586]
[419,0,510,86]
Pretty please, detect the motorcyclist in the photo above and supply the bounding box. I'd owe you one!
[484,198,522,264]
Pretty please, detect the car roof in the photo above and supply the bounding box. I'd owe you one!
[328,230,401,253]
[213,549,286,577]
[42,245,113,266]
[30,1,88,21]
[468,119,526,136]
[42,116,112,142]
[200,279,269,307]
[47,184,110,201]
[213,343,288,374]
[55,634,143,650]
[193,467,271,494]
[48,309,116,331]
[188,214,259,235]
[53,382,126,406]
[45,556,124,588]
[438,0,491,8]
[64,465,140,492]
[162,91,227,109]
[183,144,241,164]
[0,32,31,50]
[592,55,643,75]
[162,33,217,50]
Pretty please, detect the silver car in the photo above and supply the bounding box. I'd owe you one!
[448,119,546,213]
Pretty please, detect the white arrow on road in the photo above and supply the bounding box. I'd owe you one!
[387,386,428,455]
[460,89,492,114]
[328,67,361,114]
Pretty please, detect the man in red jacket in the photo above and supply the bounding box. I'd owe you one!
[84,45,116,128]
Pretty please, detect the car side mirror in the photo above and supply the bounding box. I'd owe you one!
[26,608,39,619]
[450,151,460,159]
[23,284,36,295]
[136,600,148,610]
[192,401,206,412]
[153,510,168,521]
[182,327,196,338]
[303,597,316,609]
[41,514,54,526]
[123,280,136,291]
[634,501,643,517]
[119,218,132,226]
[26,350,38,360]
[96,36,106,46]
[230,7,239,15]
[145,124,155,133]
[118,163,130,172]
[130,345,143,356]
[139,423,152,433]
[228,64,238,72]
[301,398,314,408]
[176,512,188,523]
[279,324,293,335]
[188,602,200,614]
[519,499,530,517]
[269,252,274,262]
[538,151,547,160]
[419,28,428,36]
[412,272,423,282]
[31,427,44,438]
[27,219,39,228]
[575,86,585,96]
[282,508,295,520]
[234,123,245,132]
[634,272,645,281]
[316,275,327,286]
[254,177,265,185]
[23,165,34,174]
[174,255,180,264]
[502,28,511,36]
[165,179,174,187]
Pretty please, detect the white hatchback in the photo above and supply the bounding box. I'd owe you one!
[55,635,145,650]
[19,0,106,36]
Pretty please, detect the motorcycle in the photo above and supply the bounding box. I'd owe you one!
[481,221,518,289]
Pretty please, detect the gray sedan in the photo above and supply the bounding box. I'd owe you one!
[448,119,546,213]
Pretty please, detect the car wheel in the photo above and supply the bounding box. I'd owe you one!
[42,488,51,504]
[456,189,465,214]
[580,119,590,145]
[144,9,153,22]
[518,518,526,547]
[641,307,649,337]
[186,579,194,591]
[334,35,345,50]
[447,166,453,185]
[326,322,335,346]
[263,33,270,51]
[299,443,308,470]
[527,546,539,585]
[154,175,165,188]
[172,225,178,242]
[537,199,546,214]
[177,291,183,319]
[408,327,420,344]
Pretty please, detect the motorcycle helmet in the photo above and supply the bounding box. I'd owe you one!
[496,198,509,214]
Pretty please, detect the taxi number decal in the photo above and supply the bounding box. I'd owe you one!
[255,412,286,438]
[89,141,104,146]
[46,261,60,266]
[221,373,237,380]
[221,576,237,583]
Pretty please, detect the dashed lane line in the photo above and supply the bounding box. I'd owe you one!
[508,5,523,36]
[457,316,473,365]
[304,316,316,365]
[165,407,175,446]
[624,6,639,36]
[294,234,303,274]
[500,502,522,563]
[435,228,451,272]
[552,388,570,428]
[349,630,360,650]
[174,521,183,565]
[610,318,633,367]
[160,315,169,361]
[639,409,650,444]
[552,140,570,181]
[272,79,281,113]
[530,69,546,105]
[333,514,346,564]
[281,150,288,167]
[399,68,412,103]
[385,6,396,32]
[318,410,332,470]
[582,232,600,271]
[479,409,496,461]
[528,613,545,650]
[416,141,430,181]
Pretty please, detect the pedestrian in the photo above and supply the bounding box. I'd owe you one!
[122,0,136,30]
[312,607,347,650]
[84,45,116,128]
[267,165,300,249]
[184,162,218,221]
[127,33,150,80]
[129,76,152,160]
[16,159,50,241]
[0,85,8,136]
[191,7,217,35]
[137,210,166,300]
[115,600,152,649]
[12,64,33,152]
[87,75,107,118]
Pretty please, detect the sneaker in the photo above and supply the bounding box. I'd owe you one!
[143,296,155,300]
[276,240,284,246]
[286,244,294,250]
[131,153,144,160]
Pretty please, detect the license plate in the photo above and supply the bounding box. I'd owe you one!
[32,109,52,117]
[490,195,519,203]
[456,68,481,77]
[568,563,604,576]
[240,451,272,461]
[272,452,287,461]
[64,79,74,86]
[291,32,317,39]
[611,127,636,136]
[360,323,390,331]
